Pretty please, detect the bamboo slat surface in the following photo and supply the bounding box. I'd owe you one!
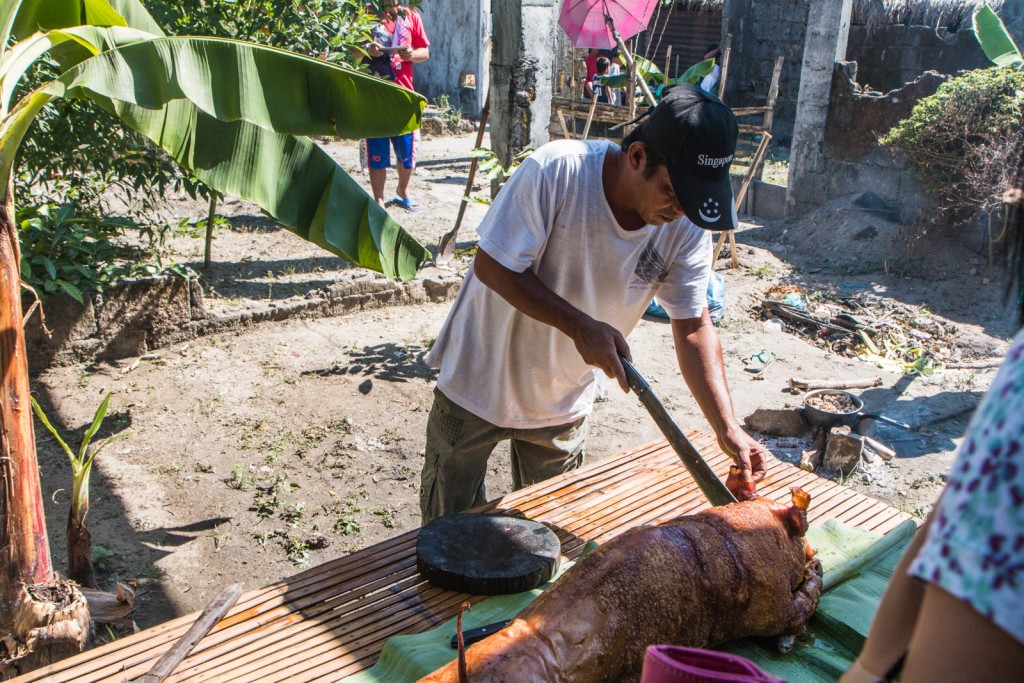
[17,432,915,683]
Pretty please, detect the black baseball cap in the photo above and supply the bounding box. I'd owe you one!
[634,83,738,231]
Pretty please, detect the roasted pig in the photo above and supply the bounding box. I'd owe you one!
[418,470,822,683]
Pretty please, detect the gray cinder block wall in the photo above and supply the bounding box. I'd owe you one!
[817,63,945,213]
[722,0,810,146]
[848,25,988,93]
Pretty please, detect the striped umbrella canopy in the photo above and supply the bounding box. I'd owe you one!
[557,0,660,49]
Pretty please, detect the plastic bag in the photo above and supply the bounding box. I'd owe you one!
[707,271,727,324]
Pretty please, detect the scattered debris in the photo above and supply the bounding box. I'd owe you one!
[757,288,981,374]
[799,427,828,472]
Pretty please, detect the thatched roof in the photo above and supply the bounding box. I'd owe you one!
[672,0,1004,31]
[851,0,1003,31]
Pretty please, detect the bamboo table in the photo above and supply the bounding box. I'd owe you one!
[16,430,914,683]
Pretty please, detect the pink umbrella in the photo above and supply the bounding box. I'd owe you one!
[558,0,659,50]
[558,0,660,105]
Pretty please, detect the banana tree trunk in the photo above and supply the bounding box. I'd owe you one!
[0,185,53,627]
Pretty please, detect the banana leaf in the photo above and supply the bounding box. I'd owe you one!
[973,5,1023,70]
[10,0,164,40]
[3,33,430,280]
[676,57,715,86]
[599,57,663,89]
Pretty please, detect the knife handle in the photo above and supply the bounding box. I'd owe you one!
[450,619,509,648]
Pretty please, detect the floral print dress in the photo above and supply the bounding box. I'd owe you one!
[909,327,1024,644]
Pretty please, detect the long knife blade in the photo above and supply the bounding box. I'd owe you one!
[620,357,737,506]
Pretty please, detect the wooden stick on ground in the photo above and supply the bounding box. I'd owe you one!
[788,377,883,393]
[799,427,829,473]
[127,584,241,683]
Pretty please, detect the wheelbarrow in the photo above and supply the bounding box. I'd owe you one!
[801,389,910,432]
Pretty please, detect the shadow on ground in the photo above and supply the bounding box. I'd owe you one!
[302,343,437,384]
[31,389,207,631]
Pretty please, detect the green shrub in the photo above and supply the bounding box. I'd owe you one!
[18,203,192,303]
[149,0,391,66]
[882,67,1024,226]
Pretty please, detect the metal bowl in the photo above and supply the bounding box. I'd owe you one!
[802,389,864,429]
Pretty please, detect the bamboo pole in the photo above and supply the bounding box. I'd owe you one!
[713,133,772,268]
[581,97,599,140]
[203,194,218,273]
[607,17,656,107]
[717,33,732,101]
[557,110,574,140]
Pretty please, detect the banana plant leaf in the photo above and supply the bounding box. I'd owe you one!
[9,0,164,41]
[973,5,1023,70]
[3,30,431,280]
[676,58,715,86]
[599,57,663,89]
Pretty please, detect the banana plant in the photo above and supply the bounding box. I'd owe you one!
[973,5,1023,70]
[30,394,127,588]
[1,0,428,623]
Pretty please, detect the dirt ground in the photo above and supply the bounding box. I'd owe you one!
[28,126,1018,633]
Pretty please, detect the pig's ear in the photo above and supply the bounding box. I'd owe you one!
[773,487,811,538]
[790,486,810,511]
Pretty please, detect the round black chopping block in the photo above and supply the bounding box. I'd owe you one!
[416,514,562,595]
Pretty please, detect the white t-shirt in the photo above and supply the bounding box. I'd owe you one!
[700,64,721,94]
[426,140,712,428]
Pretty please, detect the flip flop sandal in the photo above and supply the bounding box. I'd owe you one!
[393,195,420,212]
[743,350,776,375]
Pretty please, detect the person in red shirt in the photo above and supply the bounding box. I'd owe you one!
[364,4,430,211]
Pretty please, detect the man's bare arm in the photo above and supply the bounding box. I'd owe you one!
[474,248,631,391]
[671,312,769,481]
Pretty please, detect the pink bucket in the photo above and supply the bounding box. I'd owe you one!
[640,645,787,683]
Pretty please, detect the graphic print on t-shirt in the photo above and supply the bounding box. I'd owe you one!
[629,239,669,289]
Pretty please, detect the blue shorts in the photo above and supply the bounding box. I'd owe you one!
[366,133,416,169]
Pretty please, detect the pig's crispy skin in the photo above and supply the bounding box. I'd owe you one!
[418,491,823,683]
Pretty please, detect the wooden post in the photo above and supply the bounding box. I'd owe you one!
[203,194,218,273]
[763,55,785,134]
[0,186,52,626]
[581,97,599,140]
[717,33,732,101]
[557,110,574,140]
[713,133,772,268]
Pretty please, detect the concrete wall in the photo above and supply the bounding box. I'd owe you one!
[722,0,810,146]
[789,62,945,215]
[490,0,561,168]
[1001,1,1024,47]
[415,0,491,118]
[722,1,1013,147]
[24,277,207,375]
[848,25,989,93]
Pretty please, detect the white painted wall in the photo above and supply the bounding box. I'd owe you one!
[415,0,491,118]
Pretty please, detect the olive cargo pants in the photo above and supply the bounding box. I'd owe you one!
[420,389,589,524]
